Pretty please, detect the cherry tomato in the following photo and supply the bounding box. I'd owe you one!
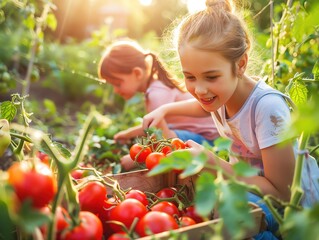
[125,189,148,206]
[161,145,172,155]
[61,211,103,240]
[79,181,107,214]
[156,187,177,199]
[129,143,152,163]
[109,198,148,232]
[150,201,180,217]
[145,152,165,170]
[36,151,51,165]
[179,216,196,227]
[108,232,131,240]
[171,138,186,150]
[183,205,204,223]
[135,211,178,237]
[70,169,84,179]
[40,206,70,240]
[97,197,118,238]
[7,161,57,208]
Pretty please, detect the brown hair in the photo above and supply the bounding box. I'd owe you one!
[98,39,184,91]
[175,0,251,75]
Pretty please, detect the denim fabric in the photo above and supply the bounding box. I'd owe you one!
[247,192,281,240]
[173,129,214,146]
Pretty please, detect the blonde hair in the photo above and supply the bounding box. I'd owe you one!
[174,0,251,75]
[98,39,184,91]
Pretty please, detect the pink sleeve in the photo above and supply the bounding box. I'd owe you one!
[145,86,177,113]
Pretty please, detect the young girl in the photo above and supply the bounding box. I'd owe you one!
[98,39,219,170]
[142,0,318,239]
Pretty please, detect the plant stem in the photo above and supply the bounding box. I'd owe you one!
[284,132,309,218]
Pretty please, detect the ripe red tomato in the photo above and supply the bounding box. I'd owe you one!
[156,187,177,200]
[61,211,103,240]
[7,161,57,208]
[36,151,50,165]
[150,201,181,217]
[171,138,186,150]
[40,206,70,240]
[108,232,131,240]
[145,152,165,170]
[183,205,204,223]
[97,197,118,238]
[161,145,172,155]
[79,181,107,214]
[129,144,152,163]
[135,211,178,237]
[109,198,148,232]
[179,216,196,227]
[70,169,84,179]
[125,189,149,206]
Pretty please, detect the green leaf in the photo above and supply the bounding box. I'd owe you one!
[281,204,319,240]
[289,80,308,105]
[15,201,51,234]
[43,99,57,115]
[179,152,208,178]
[232,161,260,177]
[147,150,193,176]
[46,13,57,31]
[0,101,17,122]
[312,61,319,81]
[218,182,254,239]
[194,172,217,216]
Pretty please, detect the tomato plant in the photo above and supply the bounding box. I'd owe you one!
[79,181,107,214]
[129,143,152,163]
[135,211,178,237]
[7,161,57,208]
[108,198,148,232]
[145,152,165,170]
[125,189,149,206]
[61,211,103,240]
[40,206,70,240]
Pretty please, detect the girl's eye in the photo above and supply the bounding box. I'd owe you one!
[206,76,218,80]
[184,76,196,81]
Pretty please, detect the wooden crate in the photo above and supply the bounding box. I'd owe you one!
[105,169,265,240]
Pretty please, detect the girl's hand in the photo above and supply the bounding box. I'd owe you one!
[120,154,136,171]
[114,130,131,144]
[142,107,166,130]
[185,140,206,156]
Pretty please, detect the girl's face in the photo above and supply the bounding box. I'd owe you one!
[106,71,142,100]
[179,45,238,113]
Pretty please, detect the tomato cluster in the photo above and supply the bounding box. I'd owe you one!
[129,137,187,171]
[98,185,203,239]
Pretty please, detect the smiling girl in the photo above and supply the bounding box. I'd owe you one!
[141,0,319,239]
[98,39,219,170]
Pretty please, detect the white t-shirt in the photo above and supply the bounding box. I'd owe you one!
[211,80,291,169]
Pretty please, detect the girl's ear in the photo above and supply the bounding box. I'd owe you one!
[237,53,248,76]
[132,67,144,79]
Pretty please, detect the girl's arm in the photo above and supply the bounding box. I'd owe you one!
[143,99,210,130]
[186,140,295,201]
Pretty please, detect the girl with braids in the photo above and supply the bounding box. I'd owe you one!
[98,39,219,170]
[142,0,319,239]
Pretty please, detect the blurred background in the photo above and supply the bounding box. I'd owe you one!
[0,0,318,159]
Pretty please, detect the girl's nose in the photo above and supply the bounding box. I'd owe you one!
[195,84,208,95]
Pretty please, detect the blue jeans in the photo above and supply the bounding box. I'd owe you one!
[173,129,214,146]
[247,192,281,240]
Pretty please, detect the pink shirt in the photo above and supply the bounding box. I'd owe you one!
[145,81,219,140]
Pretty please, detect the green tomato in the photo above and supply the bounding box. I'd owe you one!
[0,119,11,157]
